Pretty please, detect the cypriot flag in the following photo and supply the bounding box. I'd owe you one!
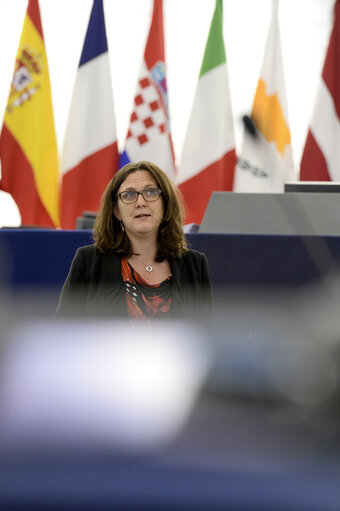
[234,0,295,192]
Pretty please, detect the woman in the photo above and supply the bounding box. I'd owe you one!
[57,160,212,320]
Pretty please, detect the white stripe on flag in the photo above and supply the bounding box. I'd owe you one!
[310,79,340,181]
[62,53,116,174]
[177,65,234,185]
[123,60,175,179]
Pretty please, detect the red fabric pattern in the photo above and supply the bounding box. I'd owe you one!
[121,258,171,319]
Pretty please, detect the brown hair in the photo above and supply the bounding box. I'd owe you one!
[93,160,188,260]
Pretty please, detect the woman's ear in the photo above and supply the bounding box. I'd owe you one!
[113,203,121,221]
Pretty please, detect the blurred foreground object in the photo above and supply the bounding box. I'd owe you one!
[1,284,340,509]
[0,319,210,452]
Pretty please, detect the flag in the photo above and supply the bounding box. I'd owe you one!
[0,0,59,228]
[233,0,294,192]
[61,0,118,229]
[177,0,236,225]
[300,1,340,181]
[120,0,175,179]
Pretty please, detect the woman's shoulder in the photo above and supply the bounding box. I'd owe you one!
[73,244,97,261]
[75,244,115,257]
[171,248,211,286]
[174,249,209,271]
[75,244,97,256]
[74,244,116,264]
[181,249,208,263]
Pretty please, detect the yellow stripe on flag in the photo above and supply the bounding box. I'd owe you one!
[251,79,291,156]
[4,14,59,226]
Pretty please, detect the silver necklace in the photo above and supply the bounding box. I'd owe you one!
[133,254,154,272]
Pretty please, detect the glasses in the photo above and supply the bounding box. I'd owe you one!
[117,188,162,204]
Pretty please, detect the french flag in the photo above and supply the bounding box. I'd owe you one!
[61,0,118,229]
[120,0,176,179]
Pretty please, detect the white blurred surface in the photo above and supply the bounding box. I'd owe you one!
[0,319,210,452]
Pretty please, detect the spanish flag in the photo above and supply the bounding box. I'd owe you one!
[0,0,59,228]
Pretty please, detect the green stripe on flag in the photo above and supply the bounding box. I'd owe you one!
[199,0,226,78]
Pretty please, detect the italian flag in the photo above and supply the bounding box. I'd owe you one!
[177,0,236,225]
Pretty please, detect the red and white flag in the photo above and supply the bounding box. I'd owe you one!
[300,1,340,181]
[120,0,175,179]
[61,0,118,229]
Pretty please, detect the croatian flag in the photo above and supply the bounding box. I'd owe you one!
[61,0,118,229]
[120,0,176,179]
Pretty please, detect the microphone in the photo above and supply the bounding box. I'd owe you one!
[242,115,258,138]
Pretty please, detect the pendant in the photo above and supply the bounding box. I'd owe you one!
[146,265,153,272]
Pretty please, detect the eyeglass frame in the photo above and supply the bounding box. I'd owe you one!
[116,187,163,204]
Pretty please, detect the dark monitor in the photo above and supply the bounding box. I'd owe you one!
[285,181,340,193]
[76,211,97,230]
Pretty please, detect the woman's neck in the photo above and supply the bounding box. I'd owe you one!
[130,238,158,262]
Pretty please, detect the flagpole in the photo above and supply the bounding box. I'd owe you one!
[272,0,279,18]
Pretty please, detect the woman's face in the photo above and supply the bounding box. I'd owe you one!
[113,170,164,240]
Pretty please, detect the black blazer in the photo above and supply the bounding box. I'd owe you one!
[57,245,212,320]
